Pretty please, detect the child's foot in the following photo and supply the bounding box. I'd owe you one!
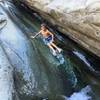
[52,50,57,56]
[57,48,62,53]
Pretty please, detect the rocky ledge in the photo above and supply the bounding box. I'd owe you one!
[15,0,100,57]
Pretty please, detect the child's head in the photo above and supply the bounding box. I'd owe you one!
[41,23,47,30]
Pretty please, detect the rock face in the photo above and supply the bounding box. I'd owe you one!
[16,0,100,57]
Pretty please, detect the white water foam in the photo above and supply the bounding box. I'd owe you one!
[73,51,95,72]
[66,86,92,100]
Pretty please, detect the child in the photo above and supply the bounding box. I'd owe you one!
[31,23,62,55]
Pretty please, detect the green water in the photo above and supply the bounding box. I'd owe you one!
[0,0,100,100]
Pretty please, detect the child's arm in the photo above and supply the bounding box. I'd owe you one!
[31,31,41,39]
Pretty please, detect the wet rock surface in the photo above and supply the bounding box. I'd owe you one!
[15,0,100,57]
[0,11,14,99]
[0,46,14,100]
[0,3,76,99]
[0,0,100,100]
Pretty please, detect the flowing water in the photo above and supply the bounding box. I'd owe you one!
[0,0,100,100]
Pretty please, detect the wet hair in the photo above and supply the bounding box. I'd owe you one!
[41,23,47,28]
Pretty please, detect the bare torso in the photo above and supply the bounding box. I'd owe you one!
[40,29,51,38]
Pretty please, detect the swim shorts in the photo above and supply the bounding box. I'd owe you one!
[43,35,53,45]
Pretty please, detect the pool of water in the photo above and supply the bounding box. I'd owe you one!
[0,0,100,100]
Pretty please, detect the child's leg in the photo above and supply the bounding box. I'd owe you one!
[51,42,62,52]
[51,42,58,49]
[48,44,56,53]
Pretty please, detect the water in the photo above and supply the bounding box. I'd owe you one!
[0,0,100,100]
